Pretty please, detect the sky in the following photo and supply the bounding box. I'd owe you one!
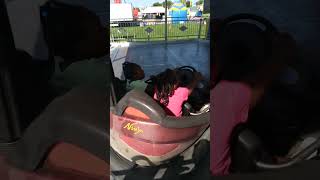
[119,0,198,8]
[125,0,164,8]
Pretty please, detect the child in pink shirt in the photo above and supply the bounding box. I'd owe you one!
[152,68,202,117]
[211,19,298,176]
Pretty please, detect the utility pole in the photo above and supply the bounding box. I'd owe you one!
[165,0,168,42]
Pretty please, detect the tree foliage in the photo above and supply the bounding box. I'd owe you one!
[162,0,173,9]
[196,0,204,5]
[153,2,162,6]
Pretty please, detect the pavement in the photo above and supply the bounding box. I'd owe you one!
[111,40,210,81]
[112,153,210,180]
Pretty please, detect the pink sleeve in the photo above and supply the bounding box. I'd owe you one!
[180,87,191,101]
[210,82,251,176]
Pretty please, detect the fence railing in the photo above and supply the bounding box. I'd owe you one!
[110,17,209,42]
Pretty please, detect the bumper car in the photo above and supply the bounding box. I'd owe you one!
[214,13,320,174]
[110,65,210,177]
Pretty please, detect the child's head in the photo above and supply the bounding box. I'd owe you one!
[215,21,275,87]
[47,2,107,61]
[150,69,180,106]
[123,62,145,81]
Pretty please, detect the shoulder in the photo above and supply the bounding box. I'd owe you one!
[131,80,147,86]
[214,81,251,96]
[213,81,252,105]
[127,80,147,91]
[176,87,190,93]
[175,87,190,98]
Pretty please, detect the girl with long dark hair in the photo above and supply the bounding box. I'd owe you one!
[149,68,202,117]
[211,19,298,176]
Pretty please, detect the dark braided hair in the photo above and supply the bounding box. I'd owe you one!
[149,69,181,106]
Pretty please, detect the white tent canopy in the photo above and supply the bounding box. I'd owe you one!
[141,6,166,14]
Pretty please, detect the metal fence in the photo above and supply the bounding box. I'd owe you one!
[110,17,209,42]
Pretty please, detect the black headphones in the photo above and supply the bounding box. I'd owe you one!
[217,13,278,54]
[176,66,197,73]
[219,13,278,34]
[176,66,197,87]
[213,13,279,87]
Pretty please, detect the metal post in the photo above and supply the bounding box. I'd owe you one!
[108,57,117,106]
[198,18,203,39]
[206,18,210,40]
[165,0,168,42]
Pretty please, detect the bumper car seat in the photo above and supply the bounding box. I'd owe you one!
[110,89,209,169]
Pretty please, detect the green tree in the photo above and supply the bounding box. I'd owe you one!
[153,2,162,6]
[186,1,191,7]
[196,0,204,5]
[162,0,173,9]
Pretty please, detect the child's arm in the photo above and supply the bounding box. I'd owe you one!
[211,82,251,176]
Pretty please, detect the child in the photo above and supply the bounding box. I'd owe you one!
[122,62,147,91]
[150,68,202,117]
[44,1,109,95]
[211,19,298,176]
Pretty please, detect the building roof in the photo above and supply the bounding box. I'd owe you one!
[141,6,166,14]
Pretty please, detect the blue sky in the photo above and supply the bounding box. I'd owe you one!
[122,0,198,8]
